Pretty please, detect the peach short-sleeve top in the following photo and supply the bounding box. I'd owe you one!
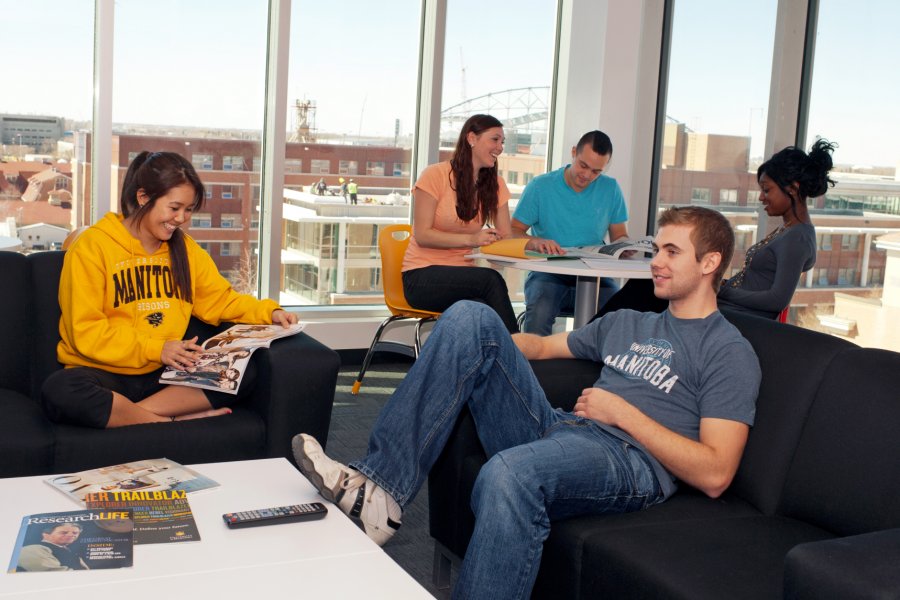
[402,161,510,271]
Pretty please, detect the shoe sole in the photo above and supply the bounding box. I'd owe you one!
[294,436,342,503]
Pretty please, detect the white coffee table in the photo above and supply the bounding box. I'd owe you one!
[0,458,432,599]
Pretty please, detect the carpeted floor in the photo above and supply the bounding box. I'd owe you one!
[323,357,458,599]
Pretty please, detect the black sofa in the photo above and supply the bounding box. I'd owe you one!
[428,310,900,599]
[0,250,340,478]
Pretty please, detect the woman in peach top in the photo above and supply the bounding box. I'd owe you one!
[402,114,519,332]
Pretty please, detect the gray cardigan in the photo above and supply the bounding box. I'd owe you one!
[718,222,816,319]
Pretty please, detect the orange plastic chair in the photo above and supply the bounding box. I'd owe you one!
[351,224,441,395]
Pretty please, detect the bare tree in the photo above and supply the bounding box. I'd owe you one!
[232,246,258,296]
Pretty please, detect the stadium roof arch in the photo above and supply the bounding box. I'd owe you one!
[440,87,549,148]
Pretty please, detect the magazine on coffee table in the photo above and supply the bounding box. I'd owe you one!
[45,458,219,505]
[159,322,306,394]
[7,508,134,573]
[85,489,199,545]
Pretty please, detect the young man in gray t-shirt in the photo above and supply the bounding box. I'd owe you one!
[293,206,761,600]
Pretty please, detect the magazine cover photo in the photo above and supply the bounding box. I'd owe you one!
[7,509,133,573]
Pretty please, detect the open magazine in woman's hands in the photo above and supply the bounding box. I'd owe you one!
[159,323,306,394]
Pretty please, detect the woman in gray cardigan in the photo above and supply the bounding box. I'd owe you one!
[718,139,836,319]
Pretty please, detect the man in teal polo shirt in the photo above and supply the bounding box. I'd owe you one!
[513,130,630,335]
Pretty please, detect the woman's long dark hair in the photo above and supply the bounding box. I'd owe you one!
[449,114,503,225]
[757,138,837,221]
[120,151,205,304]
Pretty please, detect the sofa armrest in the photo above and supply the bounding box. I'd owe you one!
[784,528,900,600]
[243,332,340,461]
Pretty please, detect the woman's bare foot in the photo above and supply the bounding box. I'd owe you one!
[172,407,232,422]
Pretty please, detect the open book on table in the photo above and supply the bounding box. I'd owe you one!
[159,322,306,394]
[473,236,655,262]
[472,238,578,262]
[562,236,655,259]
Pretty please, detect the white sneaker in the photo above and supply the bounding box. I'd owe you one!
[292,433,402,546]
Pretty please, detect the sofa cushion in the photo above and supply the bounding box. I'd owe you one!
[0,390,55,477]
[533,488,761,599]
[780,346,900,536]
[579,515,832,600]
[0,252,33,396]
[50,407,267,473]
[723,310,854,515]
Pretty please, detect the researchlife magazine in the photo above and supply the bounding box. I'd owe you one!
[7,508,133,573]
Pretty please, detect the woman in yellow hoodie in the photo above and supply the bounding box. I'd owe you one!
[42,151,297,428]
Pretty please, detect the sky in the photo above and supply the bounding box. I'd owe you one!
[2,0,898,167]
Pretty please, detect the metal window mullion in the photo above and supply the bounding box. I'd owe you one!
[259,0,291,300]
[91,0,114,222]
[411,0,446,204]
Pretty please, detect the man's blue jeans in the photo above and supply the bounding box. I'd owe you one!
[350,301,663,599]
[522,272,619,335]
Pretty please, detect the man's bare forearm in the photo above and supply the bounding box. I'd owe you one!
[512,332,542,359]
[513,332,573,360]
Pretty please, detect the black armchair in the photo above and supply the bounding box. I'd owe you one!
[0,250,340,478]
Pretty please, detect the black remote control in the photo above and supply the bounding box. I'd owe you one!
[222,502,327,528]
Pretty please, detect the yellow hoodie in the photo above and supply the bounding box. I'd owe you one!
[57,212,281,375]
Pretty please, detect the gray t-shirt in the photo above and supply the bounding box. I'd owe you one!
[567,309,760,498]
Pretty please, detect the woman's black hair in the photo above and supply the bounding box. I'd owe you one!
[449,114,503,225]
[120,151,205,304]
[757,138,837,220]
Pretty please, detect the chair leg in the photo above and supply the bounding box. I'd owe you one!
[352,315,407,395]
[413,316,437,357]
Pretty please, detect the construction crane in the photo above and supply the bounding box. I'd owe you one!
[459,47,467,102]
[289,99,317,143]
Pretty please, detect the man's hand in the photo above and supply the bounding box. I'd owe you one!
[525,237,565,255]
[573,387,749,499]
[573,387,633,426]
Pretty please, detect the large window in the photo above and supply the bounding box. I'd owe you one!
[655,0,777,311]
[110,0,267,289]
[657,0,776,220]
[279,0,420,306]
[442,0,558,303]
[0,2,91,231]
[802,0,900,349]
[11,2,897,351]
